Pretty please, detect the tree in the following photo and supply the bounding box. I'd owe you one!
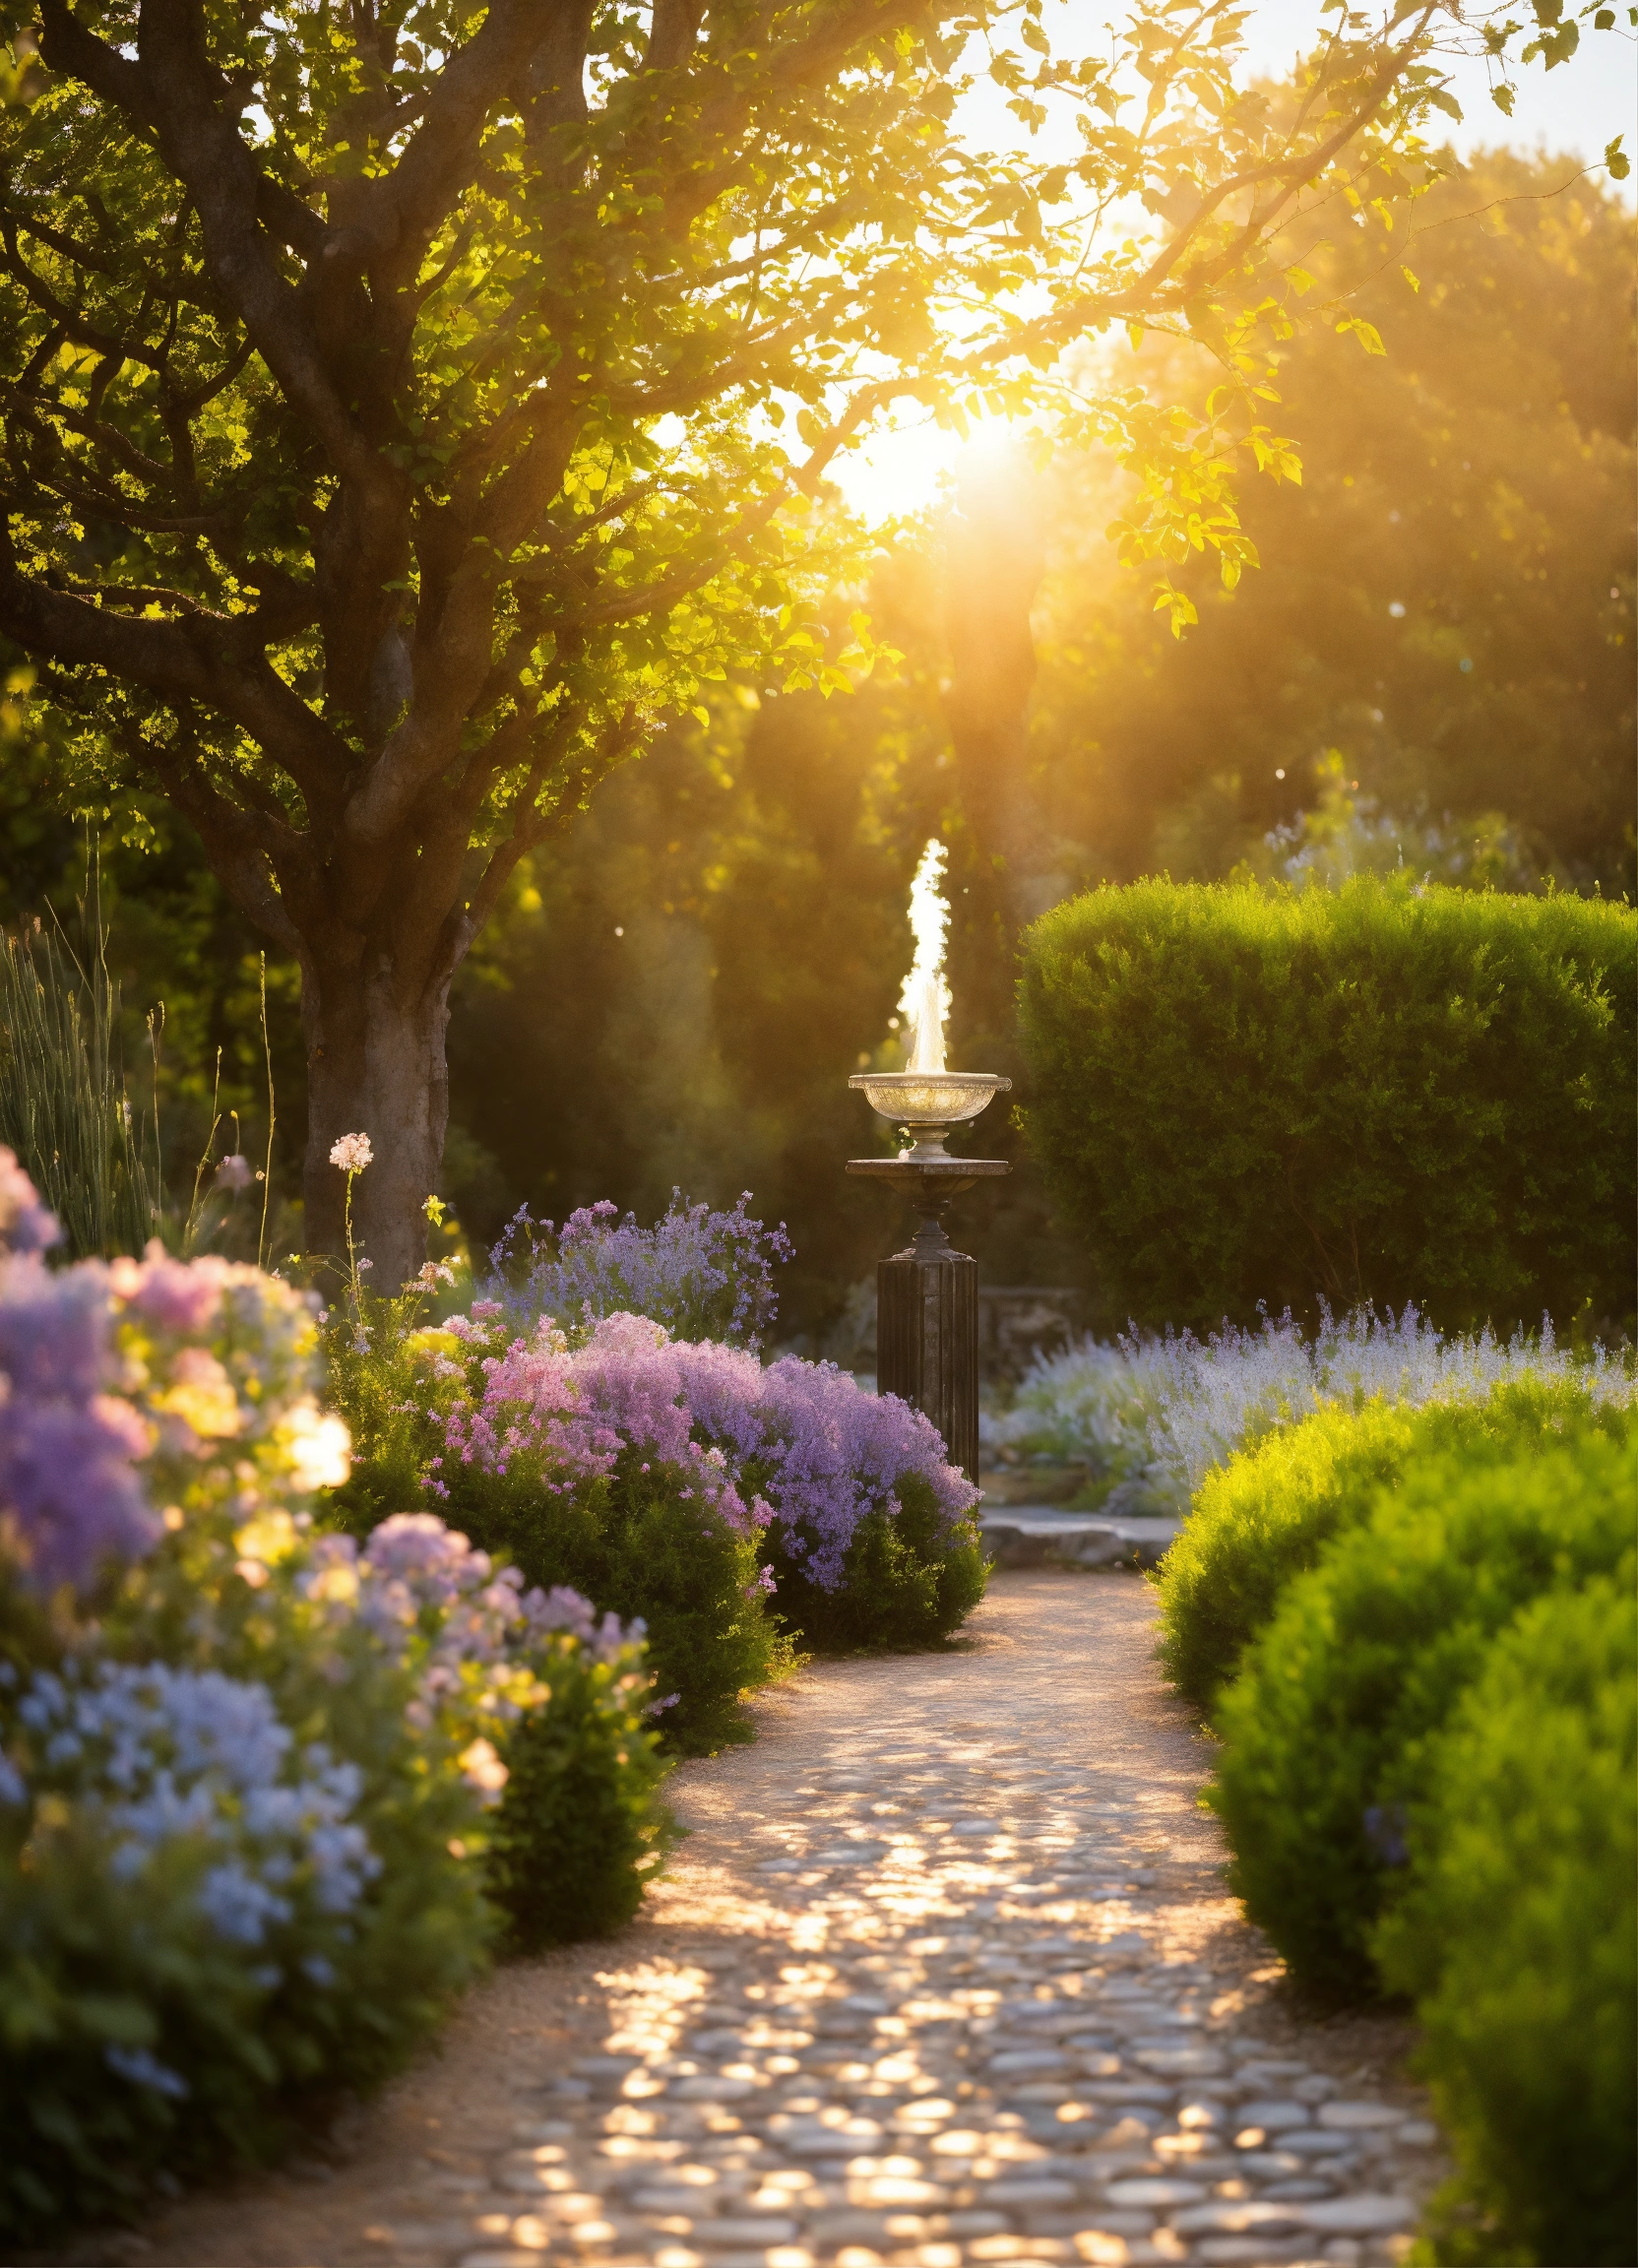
[0,0,1623,1277]
[1027,151,1636,892]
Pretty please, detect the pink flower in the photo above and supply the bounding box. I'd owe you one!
[109,1248,224,1336]
[329,1133,373,1173]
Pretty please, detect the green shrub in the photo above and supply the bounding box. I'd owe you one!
[1210,1423,1636,2000]
[764,1474,988,1652]
[1017,877,1636,1333]
[486,1625,674,1951]
[1375,1579,1636,2268]
[1158,1378,1630,1708]
[431,1450,784,1757]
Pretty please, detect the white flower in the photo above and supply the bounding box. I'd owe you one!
[329,1133,374,1173]
[280,1401,353,1491]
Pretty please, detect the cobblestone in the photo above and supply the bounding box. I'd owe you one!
[129,1572,1445,2268]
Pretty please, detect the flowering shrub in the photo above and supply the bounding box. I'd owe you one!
[386,1313,784,1754]
[985,1301,1634,1507]
[487,1188,793,1348]
[0,1153,669,2241]
[336,1295,986,1728]
[435,1310,982,1638]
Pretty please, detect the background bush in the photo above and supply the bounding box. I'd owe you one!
[1210,1422,1636,2001]
[1017,877,1636,1334]
[1374,1578,1636,2268]
[1157,1377,1632,1707]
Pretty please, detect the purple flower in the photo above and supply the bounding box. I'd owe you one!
[0,1232,159,1593]
[434,1308,978,1591]
[485,1190,792,1350]
[108,1249,224,1336]
[0,1146,60,1255]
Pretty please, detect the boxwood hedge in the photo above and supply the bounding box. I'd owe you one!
[1017,876,1635,1333]
[1210,1423,1636,2001]
[1157,1376,1631,1708]
[1374,1577,1636,2267]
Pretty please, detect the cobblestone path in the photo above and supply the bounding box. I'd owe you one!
[138,1572,1446,2268]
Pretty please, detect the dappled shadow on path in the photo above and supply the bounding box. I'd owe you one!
[129,1574,1435,2268]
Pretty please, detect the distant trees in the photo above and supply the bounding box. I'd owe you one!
[1030,151,1636,892]
[1,0,1624,1273]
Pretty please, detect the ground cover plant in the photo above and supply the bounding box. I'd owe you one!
[1157,1376,1635,1708]
[1209,1421,1637,2004]
[0,1152,665,2243]
[1374,1577,1637,2267]
[1017,877,1636,1332]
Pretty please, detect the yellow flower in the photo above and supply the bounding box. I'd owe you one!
[307,1559,360,1606]
[153,1350,242,1439]
[233,1509,299,1565]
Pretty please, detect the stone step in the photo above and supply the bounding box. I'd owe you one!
[978,1505,1182,1571]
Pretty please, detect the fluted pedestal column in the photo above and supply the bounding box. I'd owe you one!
[844,1157,1010,1483]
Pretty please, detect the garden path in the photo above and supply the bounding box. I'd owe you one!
[132,1571,1446,2268]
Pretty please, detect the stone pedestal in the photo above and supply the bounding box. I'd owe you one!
[845,1157,1010,1483]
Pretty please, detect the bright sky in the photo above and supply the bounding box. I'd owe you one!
[833,1,1636,522]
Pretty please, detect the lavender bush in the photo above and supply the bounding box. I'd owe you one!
[337,1293,986,1713]
[0,1154,667,2241]
[487,1189,793,1348]
[985,1302,1635,1510]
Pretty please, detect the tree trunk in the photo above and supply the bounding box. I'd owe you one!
[300,944,452,1291]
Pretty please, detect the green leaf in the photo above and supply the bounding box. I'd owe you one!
[1335,316,1387,357]
[1605,134,1631,177]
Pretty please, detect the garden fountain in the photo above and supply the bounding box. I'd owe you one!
[847,840,1010,1479]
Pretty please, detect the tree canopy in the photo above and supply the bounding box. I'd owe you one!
[0,0,1627,1272]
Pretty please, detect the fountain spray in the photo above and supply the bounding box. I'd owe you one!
[899,839,952,1074]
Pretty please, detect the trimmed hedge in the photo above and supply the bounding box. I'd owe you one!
[1157,1378,1630,1708]
[1374,1578,1637,2267]
[1017,876,1636,1333]
[1210,1424,1636,2000]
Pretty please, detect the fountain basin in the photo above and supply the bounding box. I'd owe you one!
[849,1070,1011,1159]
